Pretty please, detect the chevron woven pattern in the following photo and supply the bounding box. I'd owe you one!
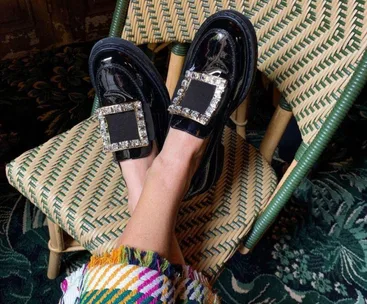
[6,115,277,279]
[122,0,367,144]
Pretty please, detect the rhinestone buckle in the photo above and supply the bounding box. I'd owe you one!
[96,101,149,153]
[168,71,227,125]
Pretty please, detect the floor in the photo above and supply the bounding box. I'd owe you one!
[1,42,367,303]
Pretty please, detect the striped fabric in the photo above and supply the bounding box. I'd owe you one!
[81,265,174,303]
[59,246,219,304]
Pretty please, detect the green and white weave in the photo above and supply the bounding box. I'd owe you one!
[122,0,367,145]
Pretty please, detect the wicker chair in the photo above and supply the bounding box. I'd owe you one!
[6,0,367,281]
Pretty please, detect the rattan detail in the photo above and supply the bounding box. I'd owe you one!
[6,116,277,278]
[122,0,367,144]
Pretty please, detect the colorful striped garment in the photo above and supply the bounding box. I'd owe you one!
[59,246,219,303]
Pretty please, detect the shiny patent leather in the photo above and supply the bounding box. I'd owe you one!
[170,28,236,139]
[89,38,170,162]
[172,10,258,200]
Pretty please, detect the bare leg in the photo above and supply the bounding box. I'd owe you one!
[118,128,204,258]
[119,140,188,264]
[170,236,185,265]
[119,144,158,215]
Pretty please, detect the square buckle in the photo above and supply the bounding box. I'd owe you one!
[168,71,227,125]
[96,101,149,152]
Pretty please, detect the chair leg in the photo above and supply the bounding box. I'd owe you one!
[166,43,188,98]
[232,96,249,139]
[239,160,298,253]
[47,219,64,279]
[259,104,293,163]
[238,246,251,254]
[48,249,62,279]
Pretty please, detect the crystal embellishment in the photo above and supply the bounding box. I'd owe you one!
[168,71,227,125]
[96,101,149,153]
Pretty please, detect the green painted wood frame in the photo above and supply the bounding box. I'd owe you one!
[244,51,367,249]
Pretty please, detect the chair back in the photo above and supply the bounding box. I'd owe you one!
[122,0,367,146]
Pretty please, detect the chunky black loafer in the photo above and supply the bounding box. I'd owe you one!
[89,37,170,162]
[169,10,258,200]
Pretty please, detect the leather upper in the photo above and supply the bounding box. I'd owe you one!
[170,26,243,139]
[89,40,170,160]
[172,11,257,200]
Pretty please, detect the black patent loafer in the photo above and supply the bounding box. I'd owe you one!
[169,10,258,199]
[89,38,170,162]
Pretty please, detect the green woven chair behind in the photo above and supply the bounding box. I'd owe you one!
[5,0,367,281]
[121,0,367,249]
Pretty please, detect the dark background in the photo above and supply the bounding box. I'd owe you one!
[0,0,116,59]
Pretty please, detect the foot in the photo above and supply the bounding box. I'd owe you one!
[120,143,158,213]
[157,128,207,194]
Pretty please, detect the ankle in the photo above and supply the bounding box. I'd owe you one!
[148,153,191,195]
[127,190,141,213]
[119,142,158,214]
[160,128,205,164]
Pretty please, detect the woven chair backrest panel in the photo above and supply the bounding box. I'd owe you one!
[122,0,367,144]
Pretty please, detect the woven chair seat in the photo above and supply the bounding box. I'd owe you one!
[6,116,277,279]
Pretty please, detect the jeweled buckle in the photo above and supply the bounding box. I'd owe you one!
[168,71,227,125]
[96,101,149,152]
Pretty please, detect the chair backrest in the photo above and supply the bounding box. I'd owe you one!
[121,0,367,147]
